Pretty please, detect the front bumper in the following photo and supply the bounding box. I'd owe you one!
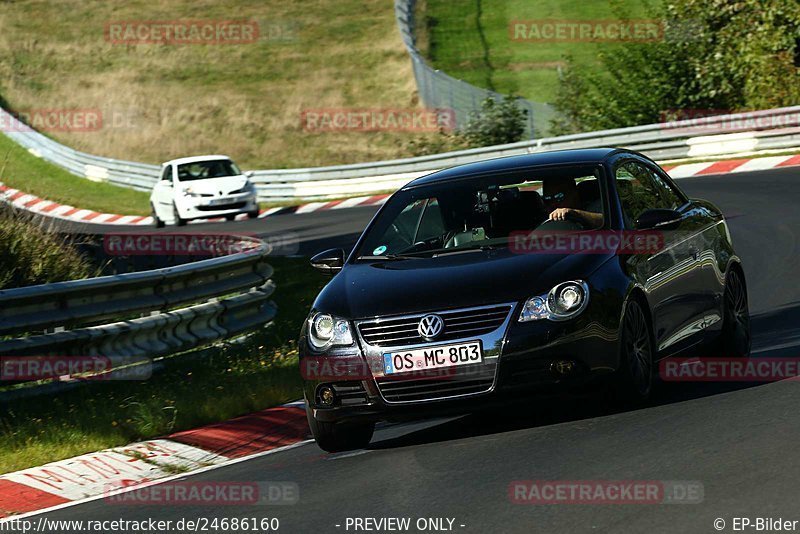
[300,299,622,425]
[178,193,258,219]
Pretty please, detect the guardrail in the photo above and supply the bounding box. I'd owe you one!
[0,234,276,385]
[2,106,799,202]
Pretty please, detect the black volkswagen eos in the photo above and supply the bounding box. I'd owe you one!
[300,148,750,452]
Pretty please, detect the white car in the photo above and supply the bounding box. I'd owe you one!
[150,155,259,226]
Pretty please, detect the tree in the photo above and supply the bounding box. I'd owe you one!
[460,97,528,146]
[551,0,800,134]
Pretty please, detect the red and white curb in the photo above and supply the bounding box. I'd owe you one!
[0,183,390,227]
[662,153,800,178]
[0,401,309,518]
[2,154,799,228]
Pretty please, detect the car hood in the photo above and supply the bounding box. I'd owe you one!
[178,176,249,195]
[314,250,615,319]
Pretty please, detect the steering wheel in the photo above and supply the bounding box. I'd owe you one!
[536,218,586,231]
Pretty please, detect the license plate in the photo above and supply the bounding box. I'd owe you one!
[209,198,232,206]
[383,341,483,375]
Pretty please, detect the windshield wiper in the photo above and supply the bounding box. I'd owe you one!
[357,254,424,261]
[432,243,505,257]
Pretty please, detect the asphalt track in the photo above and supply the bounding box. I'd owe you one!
[29,166,800,533]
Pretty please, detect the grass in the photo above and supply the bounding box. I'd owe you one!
[0,0,422,170]
[0,205,98,288]
[420,0,650,104]
[0,133,152,215]
[0,256,326,474]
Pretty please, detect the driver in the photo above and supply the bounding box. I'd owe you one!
[543,177,603,228]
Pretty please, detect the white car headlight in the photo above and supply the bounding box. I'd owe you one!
[308,312,353,350]
[182,187,204,198]
[519,281,589,322]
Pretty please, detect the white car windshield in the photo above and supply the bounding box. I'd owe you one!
[177,159,242,181]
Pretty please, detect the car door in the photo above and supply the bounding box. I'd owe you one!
[152,165,174,220]
[614,159,706,355]
[647,163,725,341]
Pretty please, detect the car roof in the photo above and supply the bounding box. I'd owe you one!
[162,155,233,167]
[404,148,625,188]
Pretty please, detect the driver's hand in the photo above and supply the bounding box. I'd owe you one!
[548,208,572,221]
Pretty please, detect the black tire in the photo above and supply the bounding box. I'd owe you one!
[305,403,374,453]
[225,213,237,221]
[711,268,751,358]
[613,298,655,403]
[172,204,187,227]
[151,204,165,228]
[247,210,259,219]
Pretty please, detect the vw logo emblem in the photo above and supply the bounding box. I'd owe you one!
[418,314,444,340]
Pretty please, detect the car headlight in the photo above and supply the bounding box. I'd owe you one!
[182,187,205,198]
[230,181,256,195]
[519,280,589,322]
[308,312,354,350]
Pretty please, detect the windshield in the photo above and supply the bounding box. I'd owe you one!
[356,164,607,259]
[176,159,242,181]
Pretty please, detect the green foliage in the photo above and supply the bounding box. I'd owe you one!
[403,129,471,157]
[406,97,528,156]
[0,206,96,289]
[552,0,800,134]
[460,97,528,147]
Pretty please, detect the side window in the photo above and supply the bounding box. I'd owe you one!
[648,168,684,210]
[615,161,670,228]
[161,165,172,181]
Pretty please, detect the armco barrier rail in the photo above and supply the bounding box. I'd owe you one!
[2,105,799,202]
[0,235,276,384]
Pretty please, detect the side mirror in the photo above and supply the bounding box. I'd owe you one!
[635,209,682,230]
[310,248,345,275]
[245,171,255,178]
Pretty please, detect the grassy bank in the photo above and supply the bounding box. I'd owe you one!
[0,133,152,215]
[0,0,418,169]
[0,256,325,474]
[421,0,648,104]
[0,205,97,288]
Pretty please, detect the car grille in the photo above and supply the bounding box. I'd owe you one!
[376,364,495,403]
[197,202,246,211]
[357,305,512,347]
